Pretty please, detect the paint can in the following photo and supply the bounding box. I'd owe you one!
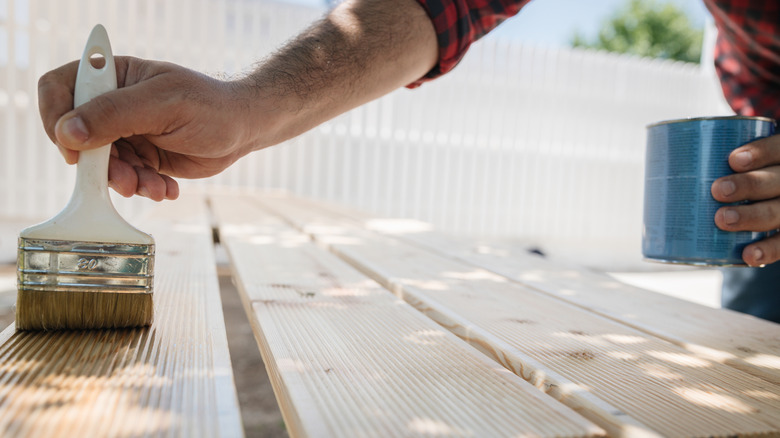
[642,116,776,266]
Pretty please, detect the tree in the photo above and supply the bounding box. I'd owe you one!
[571,0,703,63]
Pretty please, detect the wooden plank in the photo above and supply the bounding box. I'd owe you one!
[257,193,780,438]
[287,195,780,387]
[0,194,244,437]
[210,194,604,438]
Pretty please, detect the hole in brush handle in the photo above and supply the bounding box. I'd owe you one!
[89,51,107,70]
[75,26,116,107]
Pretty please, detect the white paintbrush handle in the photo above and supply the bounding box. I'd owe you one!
[72,24,116,205]
[21,25,152,244]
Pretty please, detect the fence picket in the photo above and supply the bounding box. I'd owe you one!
[0,0,730,267]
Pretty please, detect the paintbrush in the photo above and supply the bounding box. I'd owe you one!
[15,24,154,330]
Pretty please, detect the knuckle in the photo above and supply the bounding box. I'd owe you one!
[37,71,55,89]
[753,136,780,166]
[90,95,123,120]
[746,174,765,195]
[767,200,780,228]
[753,203,775,228]
[733,172,764,198]
[740,200,780,232]
[38,61,77,90]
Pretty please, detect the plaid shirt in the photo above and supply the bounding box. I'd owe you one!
[408,0,530,87]
[704,0,780,120]
[412,0,780,120]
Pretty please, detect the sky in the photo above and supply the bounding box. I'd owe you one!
[490,0,710,47]
[284,0,711,49]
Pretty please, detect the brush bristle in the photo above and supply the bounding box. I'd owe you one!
[15,291,153,331]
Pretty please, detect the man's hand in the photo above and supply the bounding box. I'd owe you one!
[37,0,437,202]
[38,58,260,201]
[712,135,780,266]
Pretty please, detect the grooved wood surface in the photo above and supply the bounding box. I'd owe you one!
[285,195,780,387]
[256,193,780,438]
[211,194,604,438]
[0,195,243,437]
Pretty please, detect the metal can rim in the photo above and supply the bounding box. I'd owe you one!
[646,115,776,129]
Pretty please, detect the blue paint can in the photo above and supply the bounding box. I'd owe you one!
[642,116,776,266]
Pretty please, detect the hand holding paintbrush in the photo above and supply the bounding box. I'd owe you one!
[16,25,154,331]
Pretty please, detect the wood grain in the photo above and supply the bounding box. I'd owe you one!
[0,194,243,437]
[211,194,604,438]
[286,195,780,387]
[257,193,780,438]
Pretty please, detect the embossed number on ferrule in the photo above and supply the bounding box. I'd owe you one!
[76,258,99,270]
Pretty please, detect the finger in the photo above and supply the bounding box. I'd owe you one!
[162,174,180,200]
[742,232,780,267]
[134,166,169,202]
[39,62,82,165]
[114,139,147,168]
[124,135,163,169]
[38,60,79,146]
[53,77,178,151]
[711,166,780,202]
[39,57,134,147]
[729,134,780,172]
[58,146,79,165]
[714,197,780,232]
[107,156,140,198]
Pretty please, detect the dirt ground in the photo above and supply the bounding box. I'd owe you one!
[0,261,287,438]
[218,268,288,438]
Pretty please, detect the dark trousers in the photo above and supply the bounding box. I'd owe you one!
[722,262,780,324]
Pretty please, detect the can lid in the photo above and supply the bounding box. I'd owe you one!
[646,115,776,129]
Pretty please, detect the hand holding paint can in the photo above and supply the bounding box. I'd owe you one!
[642,116,776,266]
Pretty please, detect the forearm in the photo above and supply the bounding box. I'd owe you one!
[236,0,438,150]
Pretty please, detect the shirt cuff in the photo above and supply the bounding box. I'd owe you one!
[407,0,528,88]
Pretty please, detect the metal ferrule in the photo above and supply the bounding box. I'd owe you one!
[17,238,154,294]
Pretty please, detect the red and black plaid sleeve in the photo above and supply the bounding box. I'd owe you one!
[704,0,780,120]
[408,0,530,88]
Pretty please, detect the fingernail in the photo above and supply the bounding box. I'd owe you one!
[734,150,752,168]
[138,187,151,198]
[752,247,764,263]
[719,180,736,197]
[723,209,739,225]
[62,116,89,144]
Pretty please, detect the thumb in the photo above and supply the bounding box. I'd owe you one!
[54,86,166,150]
[55,113,91,147]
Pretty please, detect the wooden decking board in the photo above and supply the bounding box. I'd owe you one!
[283,195,780,387]
[0,194,243,437]
[255,193,780,437]
[211,194,604,438]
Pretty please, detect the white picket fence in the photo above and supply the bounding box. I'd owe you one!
[0,0,732,268]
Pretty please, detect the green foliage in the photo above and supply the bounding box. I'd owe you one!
[571,0,703,63]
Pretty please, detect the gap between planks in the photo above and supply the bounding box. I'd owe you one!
[252,192,780,438]
[210,193,605,438]
[278,193,780,387]
[0,194,243,438]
